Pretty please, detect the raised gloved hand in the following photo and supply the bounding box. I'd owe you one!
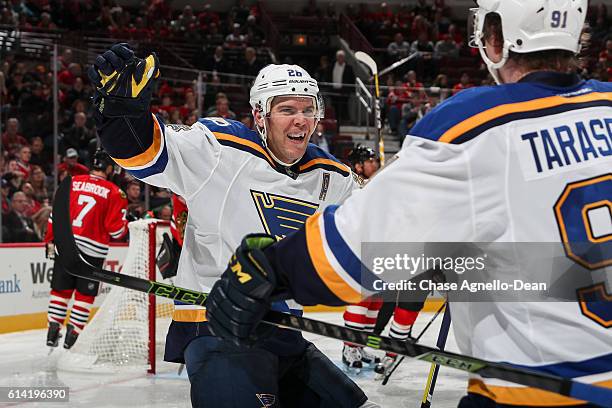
[87,43,160,118]
[206,234,283,347]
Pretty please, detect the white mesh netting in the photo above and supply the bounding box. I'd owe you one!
[57,219,173,374]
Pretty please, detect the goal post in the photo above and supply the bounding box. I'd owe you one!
[58,219,173,374]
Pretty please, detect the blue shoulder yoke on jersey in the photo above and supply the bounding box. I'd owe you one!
[200,117,350,178]
[199,117,276,167]
[296,144,351,177]
[410,73,612,145]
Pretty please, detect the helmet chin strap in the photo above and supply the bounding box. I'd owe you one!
[256,116,304,168]
[477,38,510,85]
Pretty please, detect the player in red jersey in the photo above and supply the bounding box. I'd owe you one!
[44,150,128,349]
[170,193,187,247]
[341,146,427,377]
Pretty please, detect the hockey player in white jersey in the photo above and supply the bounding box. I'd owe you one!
[87,46,379,407]
[207,1,612,407]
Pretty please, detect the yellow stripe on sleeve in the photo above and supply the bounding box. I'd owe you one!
[468,379,612,407]
[113,114,163,168]
[213,132,275,166]
[305,213,362,304]
[299,158,350,174]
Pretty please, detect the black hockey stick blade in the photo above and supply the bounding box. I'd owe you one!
[52,177,612,407]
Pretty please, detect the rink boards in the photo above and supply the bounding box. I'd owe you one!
[0,243,129,333]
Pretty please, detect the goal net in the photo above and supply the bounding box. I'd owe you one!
[58,219,173,374]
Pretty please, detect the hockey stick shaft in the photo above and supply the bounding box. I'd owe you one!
[51,177,612,407]
[421,304,451,408]
[382,300,446,385]
[373,73,384,167]
[378,53,419,78]
[355,51,384,167]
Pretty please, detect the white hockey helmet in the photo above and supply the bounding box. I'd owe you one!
[469,0,587,83]
[249,64,324,146]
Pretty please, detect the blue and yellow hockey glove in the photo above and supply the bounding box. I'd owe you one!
[87,43,160,118]
[206,234,283,347]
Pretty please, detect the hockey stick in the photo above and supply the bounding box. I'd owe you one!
[382,300,446,385]
[355,51,384,167]
[378,53,419,78]
[420,304,451,408]
[52,177,612,407]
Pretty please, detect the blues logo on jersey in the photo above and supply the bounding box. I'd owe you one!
[256,393,276,407]
[251,190,319,240]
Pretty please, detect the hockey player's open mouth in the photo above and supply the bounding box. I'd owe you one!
[287,132,306,142]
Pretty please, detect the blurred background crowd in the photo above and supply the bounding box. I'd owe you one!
[1,0,610,242]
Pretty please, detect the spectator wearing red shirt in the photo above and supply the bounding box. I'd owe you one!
[147,0,172,25]
[1,178,10,216]
[2,118,29,156]
[198,3,220,29]
[402,70,426,102]
[205,95,236,120]
[453,72,475,95]
[57,148,89,177]
[386,80,411,136]
[154,94,177,115]
[58,63,82,91]
[37,12,57,29]
[598,39,612,79]
[129,17,151,40]
[367,2,393,25]
[178,88,198,118]
[184,111,198,126]
[157,81,174,98]
[57,48,73,71]
[393,4,413,30]
[20,182,42,218]
[15,145,32,180]
[447,24,464,47]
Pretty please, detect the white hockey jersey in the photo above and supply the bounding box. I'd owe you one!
[101,115,355,360]
[268,72,611,406]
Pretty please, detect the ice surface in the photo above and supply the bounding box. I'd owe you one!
[0,312,466,407]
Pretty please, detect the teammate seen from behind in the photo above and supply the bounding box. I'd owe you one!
[45,150,127,349]
[207,1,612,407]
[88,44,378,407]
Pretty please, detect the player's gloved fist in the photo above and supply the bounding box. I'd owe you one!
[206,234,279,347]
[87,43,160,118]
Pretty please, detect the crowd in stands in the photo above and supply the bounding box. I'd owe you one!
[355,0,611,138]
[0,0,272,243]
[1,0,610,242]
